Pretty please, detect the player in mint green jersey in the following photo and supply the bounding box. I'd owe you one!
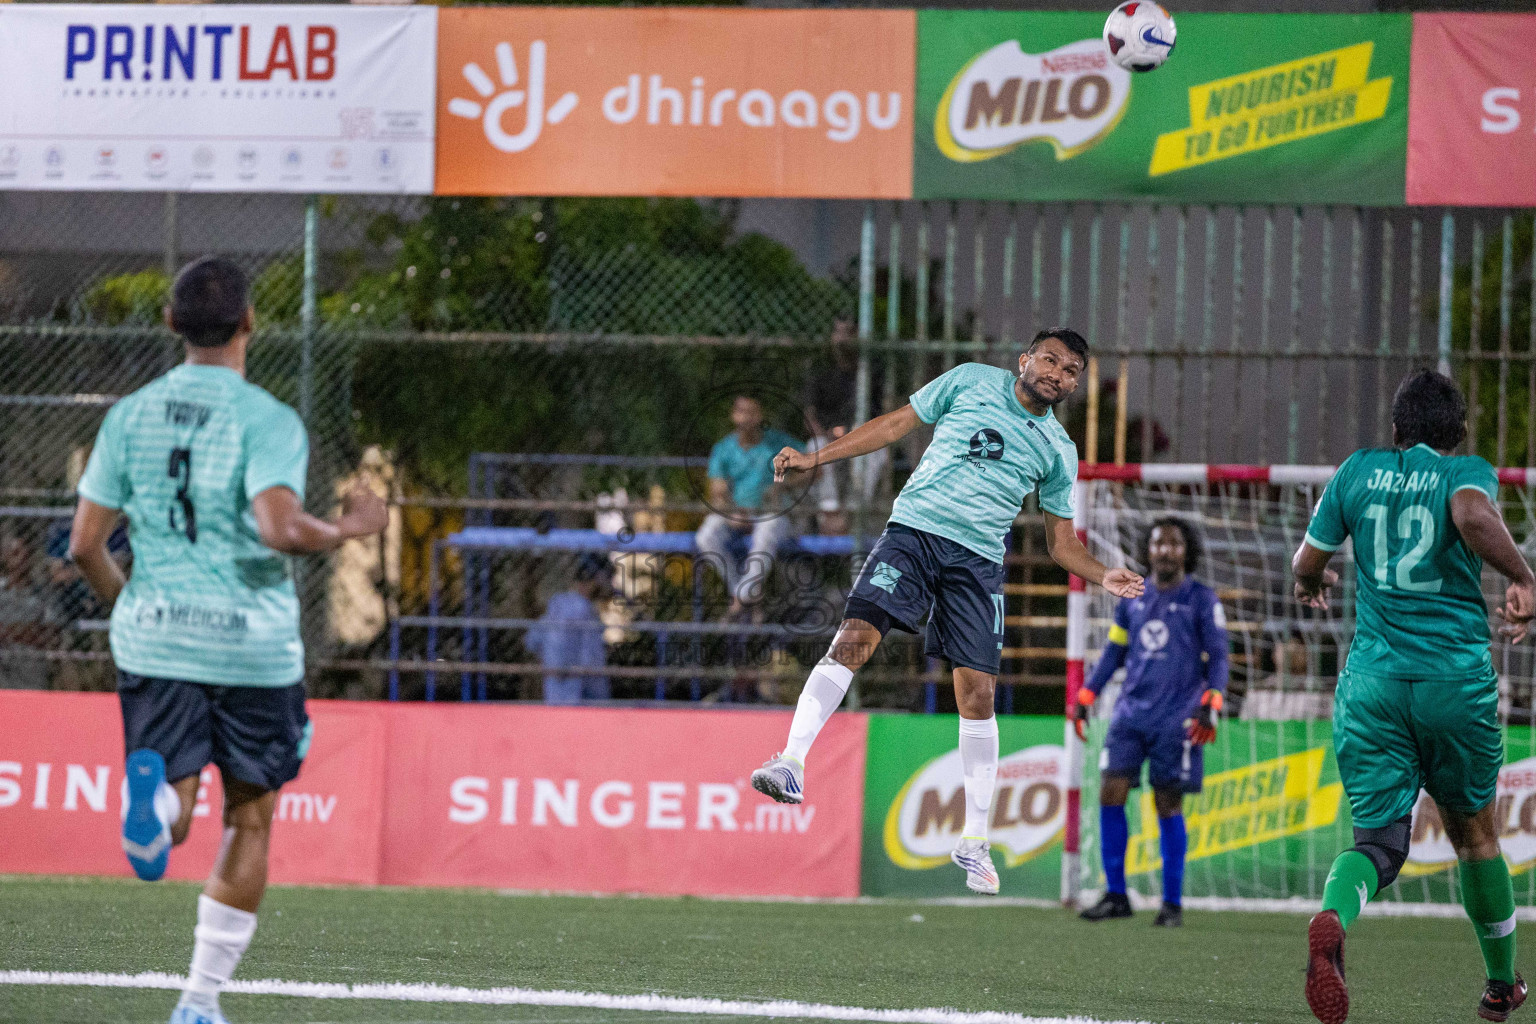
[749,329,1143,895]
[68,257,387,1024]
[1293,370,1534,1024]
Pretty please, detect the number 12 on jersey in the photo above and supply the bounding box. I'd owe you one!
[1361,502,1441,593]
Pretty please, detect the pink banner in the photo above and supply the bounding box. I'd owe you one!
[0,692,386,885]
[0,692,866,898]
[1408,13,1536,206]
[380,704,867,897]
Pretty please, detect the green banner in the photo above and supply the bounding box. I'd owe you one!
[914,12,1410,204]
[863,716,1536,904]
[861,714,1066,897]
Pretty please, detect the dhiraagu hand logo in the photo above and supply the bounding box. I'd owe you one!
[934,38,1131,164]
[1149,41,1392,176]
[884,744,1065,869]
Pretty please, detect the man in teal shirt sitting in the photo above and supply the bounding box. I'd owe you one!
[696,395,804,618]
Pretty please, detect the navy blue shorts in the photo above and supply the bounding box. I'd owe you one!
[1102,715,1204,794]
[118,672,311,792]
[845,523,1006,675]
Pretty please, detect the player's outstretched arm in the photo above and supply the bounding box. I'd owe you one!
[1042,511,1144,599]
[68,498,128,610]
[1451,488,1536,641]
[772,405,921,483]
[252,482,388,555]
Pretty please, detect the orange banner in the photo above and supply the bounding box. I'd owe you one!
[380,703,867,897]
[434,8,914,198]
[0,692,866,898]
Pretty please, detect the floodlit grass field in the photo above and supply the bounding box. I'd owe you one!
[0,876,1510,1024]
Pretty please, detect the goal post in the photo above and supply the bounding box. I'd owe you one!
[1060,462,1536,911]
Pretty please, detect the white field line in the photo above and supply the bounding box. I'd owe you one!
[0,970,1159,1024]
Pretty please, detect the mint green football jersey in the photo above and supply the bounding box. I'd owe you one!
[890,362,1078,564]
[1305,444,1500,680]
[78,365,309,686]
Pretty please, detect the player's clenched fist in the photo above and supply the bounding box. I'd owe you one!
[1186,689,1222,745]
[772,446,815,482]
[1101,567,1144,599]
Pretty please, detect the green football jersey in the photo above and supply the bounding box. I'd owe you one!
[78,364,309,686]
[890,362,1078,564]
[1305,444,1500,680]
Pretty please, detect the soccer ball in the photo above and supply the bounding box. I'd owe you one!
[1103,2,1177,73]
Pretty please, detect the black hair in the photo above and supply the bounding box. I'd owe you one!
[1029,327,1089,362]
[1392,369,1467,452]
[1141,516,1202,575]
[169,256,250,348]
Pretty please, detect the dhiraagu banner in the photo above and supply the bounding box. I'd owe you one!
[862,714,1066,897]
[915,12,1410,204]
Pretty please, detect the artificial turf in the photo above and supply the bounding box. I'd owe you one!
[0,875,1508,1023]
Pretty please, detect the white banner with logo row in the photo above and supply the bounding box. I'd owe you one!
[0,4,437,193]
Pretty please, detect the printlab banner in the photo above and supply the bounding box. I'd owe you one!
[915,12,1410,204]
[1407,14,1536,206]
[0,4,436,193]
[0,691,388,885]
[433,8,914,198]
[861,714,1067,898]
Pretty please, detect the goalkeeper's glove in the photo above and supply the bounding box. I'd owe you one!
[1186,689,1223,745]
[1072,687,1096,741]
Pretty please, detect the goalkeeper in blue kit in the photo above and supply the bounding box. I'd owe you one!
[1075,517,1229,928]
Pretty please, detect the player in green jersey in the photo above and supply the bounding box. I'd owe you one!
[69,257,387,1024]
[1293,370,1535,1024]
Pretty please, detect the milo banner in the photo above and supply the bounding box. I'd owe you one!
[862,715,1066,897]
[915,12,1410,204]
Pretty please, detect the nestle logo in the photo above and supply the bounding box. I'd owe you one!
[1040,53,1108,74]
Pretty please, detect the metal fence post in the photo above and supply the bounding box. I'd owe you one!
[1438,210,1454,378]
[300,195,318,429]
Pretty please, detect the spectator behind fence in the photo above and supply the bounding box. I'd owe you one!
[803,317,887,534]
[696,395,804,618]
[0,532,58,689]
[525,553,612,705]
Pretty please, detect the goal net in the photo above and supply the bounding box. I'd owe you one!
[1063,464,1536,912]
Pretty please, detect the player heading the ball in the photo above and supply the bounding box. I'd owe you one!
[69,256,388,1024]
[1293,370,1534,1024]
[750,329,1143,896]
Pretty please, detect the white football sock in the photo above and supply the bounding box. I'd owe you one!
[782,658,854,764]
[959,716,999,841]
[180,895,257,1011]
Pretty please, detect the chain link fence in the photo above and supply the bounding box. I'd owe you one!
[1,192,1531,704]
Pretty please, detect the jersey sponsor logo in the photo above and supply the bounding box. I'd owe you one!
[1211,602,1227,629]
[883,743,1065,869]
[869,561,903,594]
[130,600,249,634]
[1138,619,1170,652]
[955,427,1005,471]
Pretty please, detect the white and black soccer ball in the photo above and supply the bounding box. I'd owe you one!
[1103,2,1177,73]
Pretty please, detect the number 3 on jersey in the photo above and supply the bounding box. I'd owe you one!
[167,447,197,542]
[1361,502,1440,593]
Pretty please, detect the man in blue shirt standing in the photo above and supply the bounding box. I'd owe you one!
[1075,517,1229,927]
[696,395,804,618]
[525,553,611,704]
[749,329,1143,895]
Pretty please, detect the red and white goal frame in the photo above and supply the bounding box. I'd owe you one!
[1058,462,1536,906]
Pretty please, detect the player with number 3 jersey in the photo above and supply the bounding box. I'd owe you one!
[1293,370,1536,1024]
[69,257,387,1024]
